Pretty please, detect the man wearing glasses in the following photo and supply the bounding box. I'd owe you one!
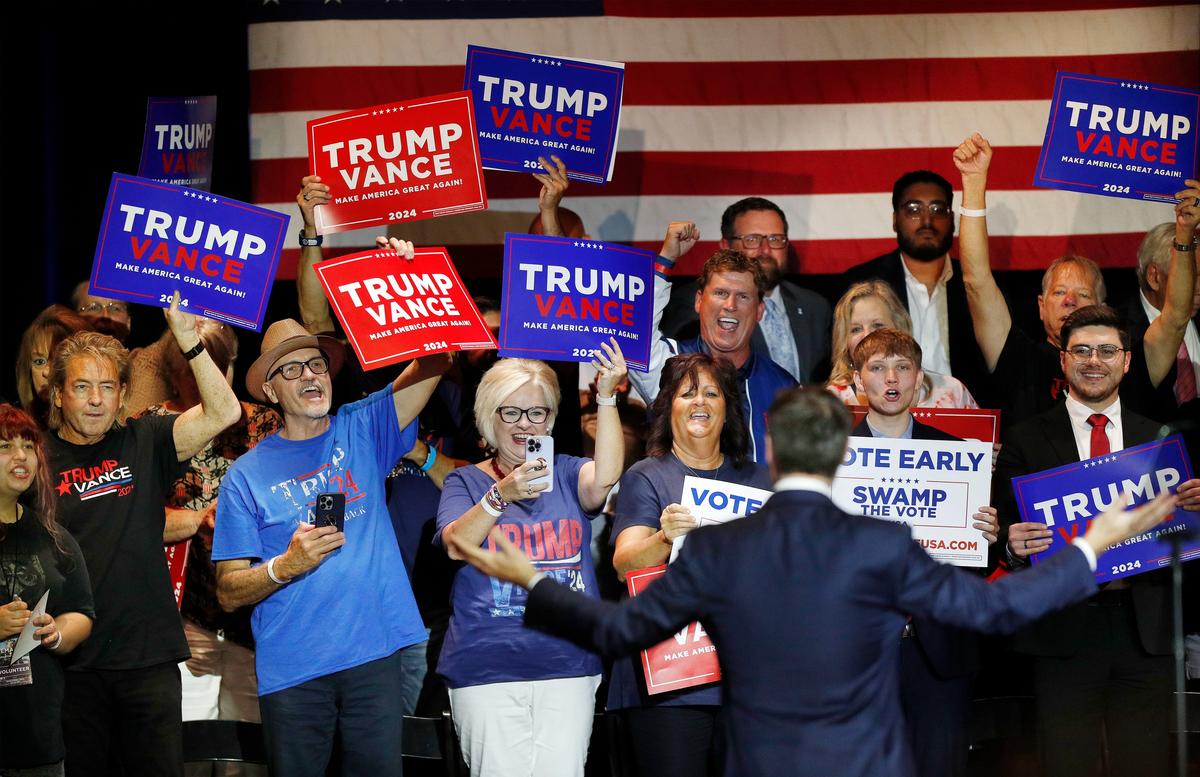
[994,303,1200,777]
[842,171,987,399]
[211,293,452,777]
[660,197,831,384]
[71,281,133,341]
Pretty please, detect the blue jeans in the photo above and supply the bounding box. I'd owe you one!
[259,645,418,777]
[396,638,428,717]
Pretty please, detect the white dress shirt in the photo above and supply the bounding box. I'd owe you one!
[901,254,952,376]
[1063,392,1124,461]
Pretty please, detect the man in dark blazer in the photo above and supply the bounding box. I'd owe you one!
[448,386,1176,777]
[996,304,1200,777]
[848,327,999,777]
[659,198,831,384]
[842,170,988,399]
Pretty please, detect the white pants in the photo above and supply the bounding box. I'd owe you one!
[179,619,260,723]
[449,675,600,777]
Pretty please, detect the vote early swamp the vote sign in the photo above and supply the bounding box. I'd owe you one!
[89,173,288,331]
[833,437,994,567]
[1013,435,1199,584]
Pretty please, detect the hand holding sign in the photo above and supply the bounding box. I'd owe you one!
[0,599,29,640]
[660,504,698,543]
[972,505,1000,545]
[298,175,332,228]
[534,155,570,214]
[1176,180,1200,235]
[1008,522,1054,559]
[375,235,417,261]
[952,132,992,179]
[592,338,628,398]
[163,290,200,350]
[660,221,701,262]
[1178,478,1200,511]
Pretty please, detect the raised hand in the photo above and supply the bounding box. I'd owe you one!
[660,221,700,261]
[297,175,332,228]
[953,132,993,178]
[533,155,570,213]
[592,338,628,399]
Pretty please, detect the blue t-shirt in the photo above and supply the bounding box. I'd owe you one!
[212,387,422,696]
[435,455,602,689]
[608,454,772,709]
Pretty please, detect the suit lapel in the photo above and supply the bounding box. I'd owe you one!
[1040,403,1081,463]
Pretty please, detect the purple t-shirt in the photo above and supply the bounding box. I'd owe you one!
[435,454,602,689]
[608,454,771,709]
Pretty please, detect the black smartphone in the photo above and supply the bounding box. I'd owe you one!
[315,492,346,532]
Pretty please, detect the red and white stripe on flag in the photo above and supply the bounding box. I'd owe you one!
[248,2,1200,279]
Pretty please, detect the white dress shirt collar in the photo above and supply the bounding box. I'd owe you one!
[774,475,833,498]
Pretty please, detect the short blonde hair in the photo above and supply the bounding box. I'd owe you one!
[829,281,912,388]
[473,359,561,450]
[48,331,131,431]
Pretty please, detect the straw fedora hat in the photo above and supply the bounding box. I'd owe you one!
[245,319,345,403]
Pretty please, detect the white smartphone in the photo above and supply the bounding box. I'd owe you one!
[524,435,554,493]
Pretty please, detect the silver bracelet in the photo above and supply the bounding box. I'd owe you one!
[266,556,291,585]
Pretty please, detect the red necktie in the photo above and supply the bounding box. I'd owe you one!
[1175,341,1197,405]
[1087,414,1110,458]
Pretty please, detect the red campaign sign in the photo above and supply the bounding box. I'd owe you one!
[164,540,189,610]
[313,246,497,370]
[849,406,1002,444]
[627,565,721,695]
[307,91,488,234]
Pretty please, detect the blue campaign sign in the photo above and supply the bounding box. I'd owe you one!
[464,45,624,184]
[499,234,653,371]
[1033,72,1199,203]
[137,96,218,191]
[1013,435,1199,583]
[89,173,288,332]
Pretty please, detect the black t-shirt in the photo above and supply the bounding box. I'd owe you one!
[46,414,189,670]
[990,326,1067,430]
[0,510,94,768]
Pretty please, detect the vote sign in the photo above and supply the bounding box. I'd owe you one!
[90,173,287,331]
[465,45,625,183]
[627,565,721,695]
[138,96,217,190]
[1034,72,1199,203]
[307,91,488,234]
[1013,435,1198,583]
[499,234,654,371]
[313,246,498,370]
[833,437,994,567]
[670,476,772,562]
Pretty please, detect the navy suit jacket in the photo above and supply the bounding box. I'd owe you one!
[851,418,980,678]
[525,489,1098,777]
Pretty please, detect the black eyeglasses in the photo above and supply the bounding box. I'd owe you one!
[1063,344,1125,362]
[899,202,952,219]
[270,356,330,381]
[730,234,788,249]
[496,406,550,424]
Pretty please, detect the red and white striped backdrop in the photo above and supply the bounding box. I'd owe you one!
[248,2,1200,279]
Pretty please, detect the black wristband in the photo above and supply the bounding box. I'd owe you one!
[299,230,323,247]
[1173,239,1198,253]
[181,343,205,361]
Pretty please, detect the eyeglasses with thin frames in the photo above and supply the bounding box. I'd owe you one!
[899,202,952,219]
[79,302,129,316]
[1063,344,1125,362]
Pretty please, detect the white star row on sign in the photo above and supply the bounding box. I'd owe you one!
[573,241,603,249]
[183,191,217,202]
[531,58,563,66]
[372,107,403,116]
[1119,82,1150,91]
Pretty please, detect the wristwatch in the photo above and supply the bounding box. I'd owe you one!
[299,230,323,247]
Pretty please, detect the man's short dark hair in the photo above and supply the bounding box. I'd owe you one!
[891,171,954,212]
[697,249,768,300]
[1059,304,1131,350]
[768,387,851,478]
[720,197,788,240]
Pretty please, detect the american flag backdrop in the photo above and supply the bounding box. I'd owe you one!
[247,1,1200,280]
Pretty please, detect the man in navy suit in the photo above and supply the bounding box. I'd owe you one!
[448,386,1175,777]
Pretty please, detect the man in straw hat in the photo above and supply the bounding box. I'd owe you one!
[212,239,452,777]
